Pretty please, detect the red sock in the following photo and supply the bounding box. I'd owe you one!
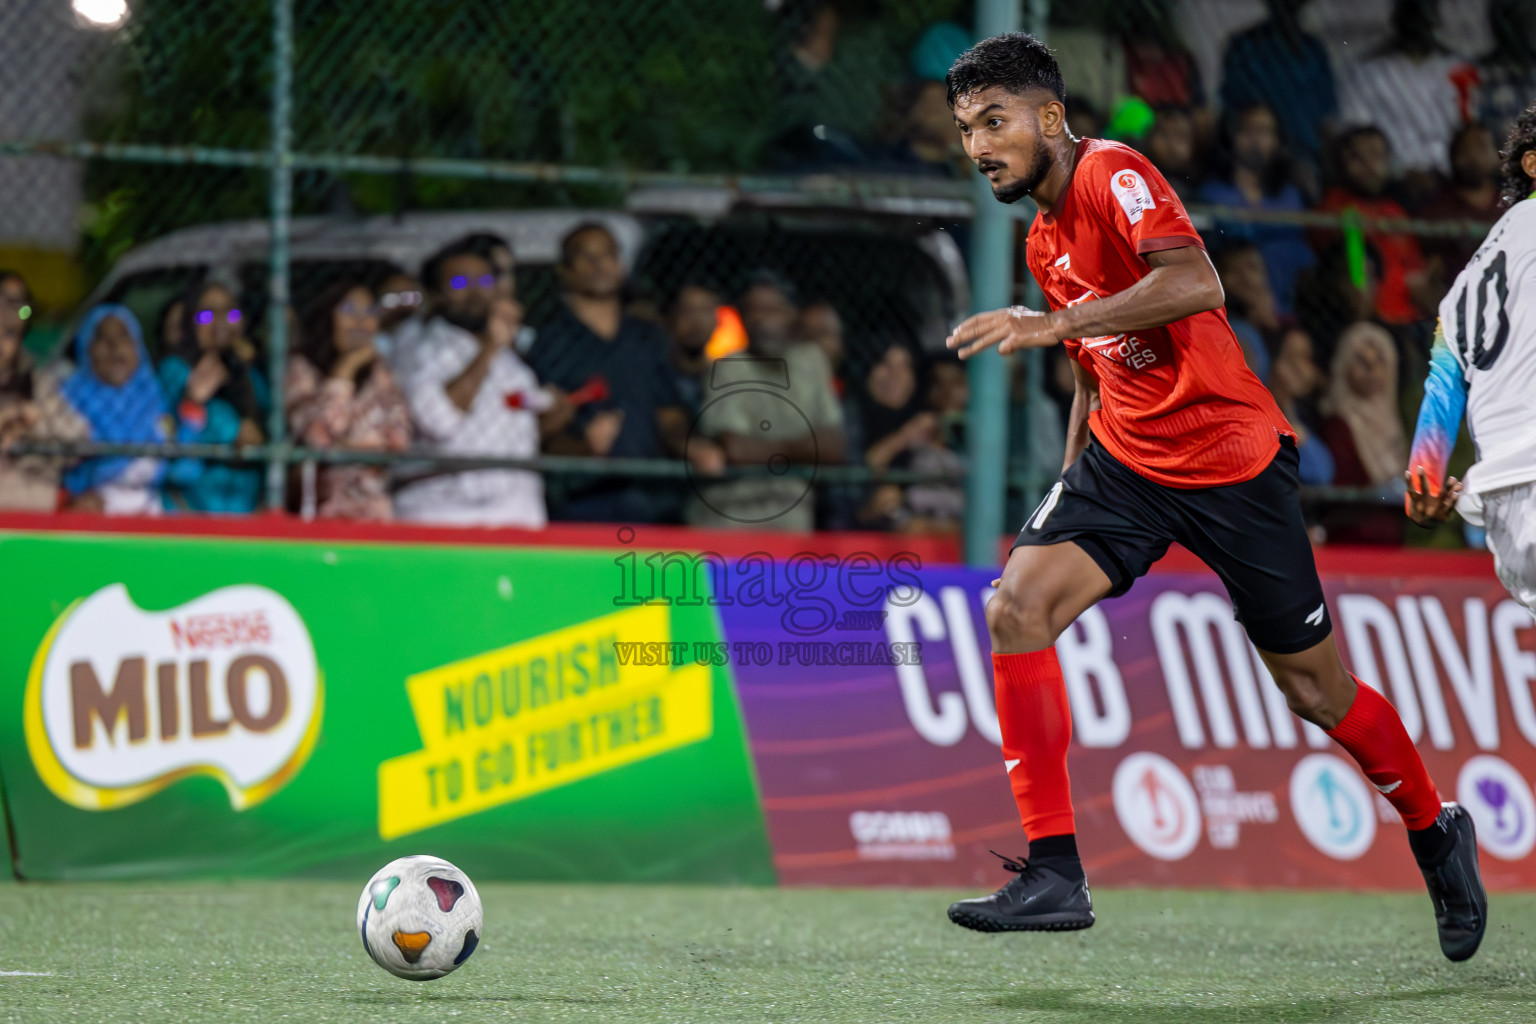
[992,649,1075,840]
[1326,677,1441,830]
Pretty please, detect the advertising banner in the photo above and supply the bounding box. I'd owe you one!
[0,532,773,883]
[724,556,1536,891]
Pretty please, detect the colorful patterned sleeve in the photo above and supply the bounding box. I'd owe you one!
[1407,325,1469,495]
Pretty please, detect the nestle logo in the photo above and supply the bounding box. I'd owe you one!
[848,810,955,861]
[170,610,273,651]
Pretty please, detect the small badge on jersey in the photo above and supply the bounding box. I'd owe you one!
[1110,169,1156,224]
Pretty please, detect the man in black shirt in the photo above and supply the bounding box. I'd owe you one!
[529,221,711,522]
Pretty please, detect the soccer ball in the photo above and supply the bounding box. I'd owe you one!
[356,854,483,980]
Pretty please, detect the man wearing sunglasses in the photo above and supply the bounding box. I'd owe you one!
[388,235,569,528]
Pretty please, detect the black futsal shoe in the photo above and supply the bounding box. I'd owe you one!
[947,851,1095,933]
[1415,803,1488,962]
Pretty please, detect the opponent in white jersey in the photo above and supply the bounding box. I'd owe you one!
[1407,105,1536,612]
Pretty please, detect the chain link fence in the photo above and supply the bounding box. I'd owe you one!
[0,0,1530,546]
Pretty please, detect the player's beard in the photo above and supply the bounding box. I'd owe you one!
[990,140,1051,205]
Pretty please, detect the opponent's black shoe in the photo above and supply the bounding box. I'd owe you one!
[947,851,1094,933]
[1415,803,1487,962]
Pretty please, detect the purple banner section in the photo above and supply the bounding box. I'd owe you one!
[720,559,1536,890]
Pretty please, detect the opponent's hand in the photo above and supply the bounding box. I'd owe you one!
[946,306,1061,360]
[1405,467,1462,526]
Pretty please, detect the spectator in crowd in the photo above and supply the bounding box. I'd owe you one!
[1320,322,1408,544]
[375,268,423,339]
[795,299,846,395]
[155,295,185,360]
[885,78,969,178]
[1219,0,1338,166]
[768,0,889,169]
[1265,324,1335,486]
[1475,0,1536,140]
[855,339,927,476]
[158,281,269,513]
[1338,0,1475,182]
[1294,238,1385,368]
[905,355,967,532]
[1212,243,1279,380]
[663,280,720,415]
[530,222,702,522]
[1321,322,1406,487]
[0,299,88,510]
[854,343,958,537]
[58,305,175,514]
[1198,103,1316,312]
[1316,127,1433,328]
[389,237,552,528]
[1145,107,1203,201]
[1420,122,1504,282]
[0,271,33,341]
[688,270,844,532]
[1118,6,1204,111]
[288,280,413,520]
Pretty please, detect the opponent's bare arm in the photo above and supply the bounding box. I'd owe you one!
[1063,360,1098,471]
[946,246,1224,359]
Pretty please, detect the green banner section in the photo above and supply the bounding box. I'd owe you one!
[0,532,774,883]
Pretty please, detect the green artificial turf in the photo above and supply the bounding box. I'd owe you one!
[1,883,1534,1023]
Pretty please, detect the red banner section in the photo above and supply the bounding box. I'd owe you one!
[728,555,1536,891]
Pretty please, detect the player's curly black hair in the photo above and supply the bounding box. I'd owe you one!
[945,32,1065,109]
[1499,103,1536,207]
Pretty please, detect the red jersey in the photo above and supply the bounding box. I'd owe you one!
[1027,138,1295,488]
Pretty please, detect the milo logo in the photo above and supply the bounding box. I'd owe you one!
[24,583,322,811]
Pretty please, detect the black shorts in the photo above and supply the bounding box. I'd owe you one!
[1013,437,1331,654]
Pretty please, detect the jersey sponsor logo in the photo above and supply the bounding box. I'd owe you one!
[1457,755,1536,860]
[1054,253,1071,268]
[1305,603,1326,627]
[1289,753,1376,860]
[1110,168,1156,224]
[1113,752,1202,860]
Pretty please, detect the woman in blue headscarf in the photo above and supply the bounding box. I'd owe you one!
[58,304,170,514]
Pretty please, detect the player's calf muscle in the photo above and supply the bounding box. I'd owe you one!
[1259,642,1356,730]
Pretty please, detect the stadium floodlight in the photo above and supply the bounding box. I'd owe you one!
[72,0,130,30]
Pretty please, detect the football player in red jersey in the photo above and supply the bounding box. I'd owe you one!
[941,33,1485,961]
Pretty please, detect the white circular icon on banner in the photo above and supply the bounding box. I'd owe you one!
[1457,755,1536,861]
[1113,752,1202,861]
[1289,754,1376,861]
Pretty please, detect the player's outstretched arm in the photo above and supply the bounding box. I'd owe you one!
[946,246,1223,359]
[1404,327,1469,526]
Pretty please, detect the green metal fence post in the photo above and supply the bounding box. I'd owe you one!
[1020,0,1052,511]
[265,0,294,509]
[962,0,1021,568]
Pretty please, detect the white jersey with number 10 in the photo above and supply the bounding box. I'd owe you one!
[1436,196,1536,497]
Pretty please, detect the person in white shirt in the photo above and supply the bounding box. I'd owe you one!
[1338,0,1475,178]
[389,237,559,528]
[1407,105,1536,612]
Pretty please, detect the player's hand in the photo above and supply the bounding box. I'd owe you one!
[947,306,1061,359]
[1404,467,1462,526]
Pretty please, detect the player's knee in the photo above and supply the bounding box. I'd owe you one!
[985,585,1063,654]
